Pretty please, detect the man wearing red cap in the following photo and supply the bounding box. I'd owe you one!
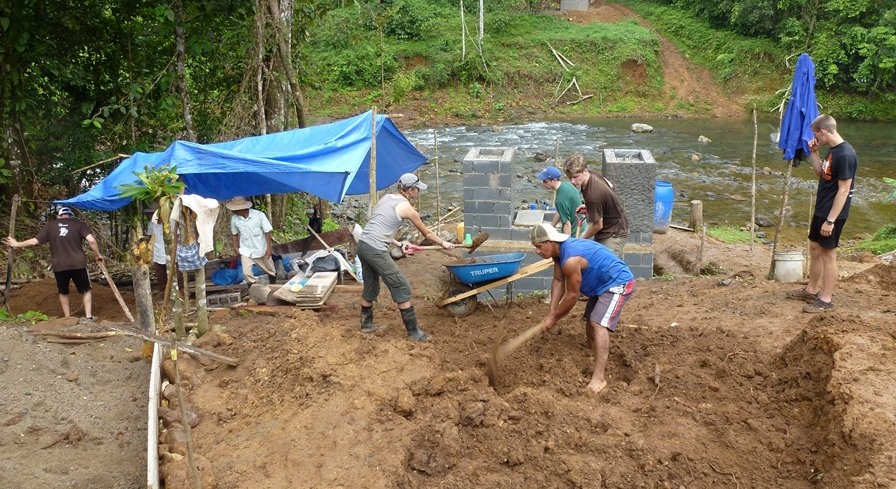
[5,207,104,321]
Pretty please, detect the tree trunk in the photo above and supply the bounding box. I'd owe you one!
[266,0,306,128]
[174,0,196,141]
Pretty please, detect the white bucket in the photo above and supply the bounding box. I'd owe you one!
[773,251,804,283]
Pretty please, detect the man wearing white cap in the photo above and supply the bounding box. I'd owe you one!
[226,197,276,285]
[356,172,454,341]
[5,207,104,321]
[530,222,635,393]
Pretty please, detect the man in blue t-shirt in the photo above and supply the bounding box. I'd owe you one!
[788,114,857,313]
[530,223,635,394]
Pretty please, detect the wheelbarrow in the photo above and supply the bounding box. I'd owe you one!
[439,253,553,317]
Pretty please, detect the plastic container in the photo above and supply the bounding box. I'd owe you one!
[773,251,804,283]
[353,255,364,284]
[464,233,473,246]
[653,180,674,233]
[456,222,465,243]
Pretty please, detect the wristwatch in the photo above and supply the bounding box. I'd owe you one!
[825,219,835,225]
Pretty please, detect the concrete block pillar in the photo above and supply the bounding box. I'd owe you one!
[462,147,515,241]
[602,149,657,279]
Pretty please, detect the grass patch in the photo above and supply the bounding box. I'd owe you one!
[706,225,752,244]
[848,224,896,256]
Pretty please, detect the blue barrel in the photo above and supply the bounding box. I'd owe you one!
[654,180,674,233]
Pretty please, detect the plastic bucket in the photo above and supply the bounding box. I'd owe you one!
[653,180,674,233]
[773,251,804,283]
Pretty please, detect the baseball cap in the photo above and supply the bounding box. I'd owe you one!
[536,166,562,181]
[530,222,569,245]
[398,173,428,190]
[57,207,74,217]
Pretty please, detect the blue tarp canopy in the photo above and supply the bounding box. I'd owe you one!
[778,53,819,162]
[56,111,427,211]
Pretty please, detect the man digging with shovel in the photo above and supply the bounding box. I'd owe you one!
[531,223,635,393]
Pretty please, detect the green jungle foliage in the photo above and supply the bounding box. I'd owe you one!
[621,0,896,104]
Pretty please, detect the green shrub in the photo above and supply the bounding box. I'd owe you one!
[852,224,896,255]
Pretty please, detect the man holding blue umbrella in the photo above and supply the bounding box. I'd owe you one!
[788,114,857,313]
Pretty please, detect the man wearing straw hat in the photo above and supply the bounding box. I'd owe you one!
[5,206,104,321]
[226,197,276,285]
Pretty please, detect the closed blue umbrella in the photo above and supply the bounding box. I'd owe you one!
[778,53,819,162]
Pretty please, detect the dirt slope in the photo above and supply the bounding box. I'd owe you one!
[565,1,744,118]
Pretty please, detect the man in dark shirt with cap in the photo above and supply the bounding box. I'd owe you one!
[6,207,104,321]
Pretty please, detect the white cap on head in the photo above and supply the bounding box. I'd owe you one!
[57,207,74,217]
[530,222,569,245]
[398,173,427,191]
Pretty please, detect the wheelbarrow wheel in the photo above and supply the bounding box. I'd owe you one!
[443,283,478,318]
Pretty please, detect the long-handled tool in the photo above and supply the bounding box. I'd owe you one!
[97,261,135,323]
[414,232,490,254]
[485,320,546,386]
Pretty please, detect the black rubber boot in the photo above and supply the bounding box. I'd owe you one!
[400,306,430,342]
[360,305,377,333]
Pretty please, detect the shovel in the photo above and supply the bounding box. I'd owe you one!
[485,320,546,386]
[414,232,490,254]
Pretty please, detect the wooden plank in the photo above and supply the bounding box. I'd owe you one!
[439,258,554,306]
[273,271,338,306]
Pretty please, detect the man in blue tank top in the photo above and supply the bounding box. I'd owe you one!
[530,223,635,394]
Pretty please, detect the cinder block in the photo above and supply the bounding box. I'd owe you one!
[603,148,657,244]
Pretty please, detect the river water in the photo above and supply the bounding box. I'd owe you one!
[401,117,895,245]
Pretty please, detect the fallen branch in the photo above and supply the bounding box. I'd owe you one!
[111,326,239,366]
[32,330,118,339]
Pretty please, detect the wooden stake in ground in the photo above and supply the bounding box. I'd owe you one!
[768,161,795,279]
[97,261,135,323]
[4,194,19,308]
[750,106,758,250]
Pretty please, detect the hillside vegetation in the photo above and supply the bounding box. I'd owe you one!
[301,0,895,123]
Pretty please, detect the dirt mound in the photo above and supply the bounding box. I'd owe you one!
[168,231,895,488]
[7,277,135,322]
[844,262,896,292]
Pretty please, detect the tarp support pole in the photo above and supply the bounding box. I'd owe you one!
[369,107,378,214]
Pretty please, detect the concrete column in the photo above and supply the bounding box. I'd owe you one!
[462,147,515,240]
[602,149,657,279]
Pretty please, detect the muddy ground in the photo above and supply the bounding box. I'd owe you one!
[2,229,895,489]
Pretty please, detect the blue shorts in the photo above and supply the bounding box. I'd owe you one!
[583,279,635,332]
[54,268,92,295]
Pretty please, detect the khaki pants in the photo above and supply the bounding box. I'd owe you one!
[241,255,275,284]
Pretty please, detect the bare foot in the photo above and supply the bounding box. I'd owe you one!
[587,378,607,394]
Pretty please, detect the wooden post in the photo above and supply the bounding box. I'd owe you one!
[433,129,441,226]
[688,200,703,232]
[749,106,758,250]
[768,162,795,280]
[368,107,378,214]
[4,194,20,308]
